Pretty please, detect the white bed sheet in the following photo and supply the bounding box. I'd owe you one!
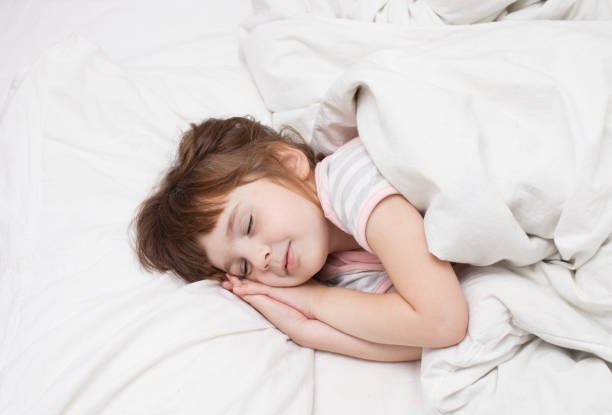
[0,2,423,415]
[0,0,257,110]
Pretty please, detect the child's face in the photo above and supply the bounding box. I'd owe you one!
[198,178,331,287]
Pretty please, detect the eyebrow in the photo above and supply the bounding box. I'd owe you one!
[223,202,241,272]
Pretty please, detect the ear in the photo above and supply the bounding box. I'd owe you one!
[272,144,312,180]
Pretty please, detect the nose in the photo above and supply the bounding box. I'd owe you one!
[262,249,271,271]
[240,241,271,272]
[259,245,271,271]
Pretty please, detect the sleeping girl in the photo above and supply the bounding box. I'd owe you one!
[133,116,468,362]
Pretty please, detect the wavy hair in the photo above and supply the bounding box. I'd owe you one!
[132,116,320,282]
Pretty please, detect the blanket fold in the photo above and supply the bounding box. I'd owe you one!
[242,15,612,414]
[311,23,612,414]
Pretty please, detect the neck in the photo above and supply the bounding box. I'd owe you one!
[327,219,361,253]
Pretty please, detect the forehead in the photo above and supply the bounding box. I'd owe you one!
[225,177,293,206]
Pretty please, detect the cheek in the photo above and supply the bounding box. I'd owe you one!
[253,271,309,287]
[252,273,283,287]
[303,249,327,276]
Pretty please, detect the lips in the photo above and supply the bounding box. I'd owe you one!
[283,242,291,274]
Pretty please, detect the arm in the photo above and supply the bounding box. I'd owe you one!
[237,293,421,362]
[313,195,468,347]
[232,195,468,348]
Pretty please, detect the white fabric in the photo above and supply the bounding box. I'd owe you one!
[0,35,312,414]
[0,2,424,414]
[243,0,612,28]
[241,0,611,132]
[4,1,611,414]
[241,10,612,415]
[0,0,259,111]
[314,352,424,414]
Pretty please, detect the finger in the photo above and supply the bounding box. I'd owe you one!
[233,281,269,296]
[228,275,242,287]
[233,285,246,296]
[242,295,308,328]
[221,281,232,290]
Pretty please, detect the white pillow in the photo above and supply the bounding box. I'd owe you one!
[0,36,312,415]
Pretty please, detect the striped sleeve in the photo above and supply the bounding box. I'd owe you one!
[314,137,399,253]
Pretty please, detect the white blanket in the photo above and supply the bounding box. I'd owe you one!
[241,12,612,415]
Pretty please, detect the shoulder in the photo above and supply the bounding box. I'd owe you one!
[315,137,365,183]
[314,137,367,234]
[366,195,426,261]
[315,137,402,252]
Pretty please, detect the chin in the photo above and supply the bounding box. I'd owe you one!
[268,278,301,288]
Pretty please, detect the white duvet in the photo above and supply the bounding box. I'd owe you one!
[241,6,612,414]
[3,1,611,414]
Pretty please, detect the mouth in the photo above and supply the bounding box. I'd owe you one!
[283,242,291,274]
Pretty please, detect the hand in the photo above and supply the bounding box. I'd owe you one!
[221,277,422,361]
[222,275,326,320]
[221,280,312,345]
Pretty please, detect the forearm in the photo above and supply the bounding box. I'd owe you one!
[238,292,420,362]
[363,195,469,347]
[297,318,421,362]
[313,287,445,347]
[229,276,464,348]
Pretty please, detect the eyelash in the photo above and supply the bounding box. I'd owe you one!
[247,215,253,235]
[241,214,254,276]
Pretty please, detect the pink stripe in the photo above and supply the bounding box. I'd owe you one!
[334,250,383,265]
[355,185,400,253]
[374,277,394,294]
[317,250,385,280]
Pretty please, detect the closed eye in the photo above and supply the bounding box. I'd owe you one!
[239,215,254,277]
[241,259,249,277]
[247,214,253,235]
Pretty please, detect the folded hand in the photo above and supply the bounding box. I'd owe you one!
[222,275,326,320]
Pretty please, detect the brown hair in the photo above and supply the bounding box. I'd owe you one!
[132,116,320,283]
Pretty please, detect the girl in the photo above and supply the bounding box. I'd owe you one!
[134,116,468,362]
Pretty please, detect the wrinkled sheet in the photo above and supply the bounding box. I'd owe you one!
[244,0,611,27]
[0,34,316,415]
[241,12,612,415]
[1,2,428,414]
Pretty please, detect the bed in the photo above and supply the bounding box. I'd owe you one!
[1,1,611,414]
